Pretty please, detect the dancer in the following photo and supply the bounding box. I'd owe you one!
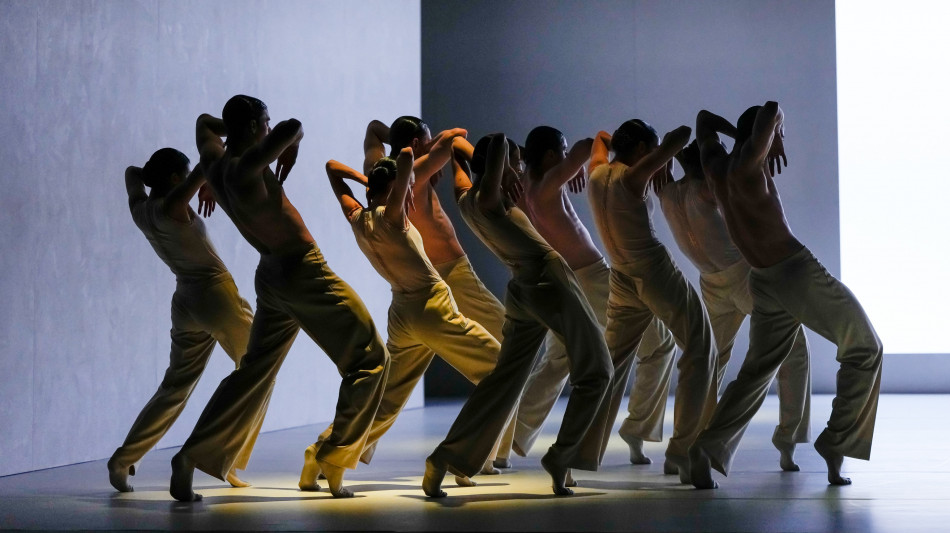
[652,139,812,471]
[507,126,676,467]
[689,102,882,488]
[109,149,259,492]
[168,96,390,501]
[423,134,612,497]
[298,143,502,490]
[584,122,716,482]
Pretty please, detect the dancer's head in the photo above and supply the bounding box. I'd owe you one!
[471,134,518,183]
[524,126,566,175]
[366,157,399,203]
[222,95,269,146]
[674,140,702,179]
[142,148,189,194]
[735,105,762,145]
[389,116,431,157]
[611,119,658,162]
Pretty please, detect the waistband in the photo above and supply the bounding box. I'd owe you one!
[176,269,234,287]
[699,259,750,285]
[432,254,471,279]
[610,243,669,275]
[391,279,450,301]
[572,257,609,283]
[750,245,813,278]
[257,242,323,269]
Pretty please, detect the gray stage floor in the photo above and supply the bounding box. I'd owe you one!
[1,394,948,532]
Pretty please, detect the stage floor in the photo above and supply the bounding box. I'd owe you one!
[1,394,948,532]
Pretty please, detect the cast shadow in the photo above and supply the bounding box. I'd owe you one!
[401,491,607,508]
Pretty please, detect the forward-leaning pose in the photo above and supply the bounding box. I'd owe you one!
[583,121,716,481]
[168,95,390,501]
[689,102,882,489]
[422,134,612,497]
[109,149,260,493]
[506,126,676,468]
[297,145,502,490]
[363,117,510,474]
[654,139,812,471]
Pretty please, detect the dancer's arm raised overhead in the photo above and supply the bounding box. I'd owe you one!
[196,114,227,171]
[620,125,691,198]
[534,136,594,200]
[164,164,208,222]
[738,101,787,177]
[325,160,367,219]
[232,118,303,198]
[589,130,612,174]
[476,134,509,211]
[363,119,390,176]
[412,127,468,191]
[125,166,148,210]
[452,141,474,200]
[384,147,416,226]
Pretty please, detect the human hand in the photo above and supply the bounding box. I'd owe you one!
[652,159,674,195]
[502,166,524,204]
[197,184,216,217]
[276,143,299,184]
[568,166,588,194]
[766,126,787,177]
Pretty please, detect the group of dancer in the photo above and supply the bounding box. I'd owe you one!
[108,94,883,502]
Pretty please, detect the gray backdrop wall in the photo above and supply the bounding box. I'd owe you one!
[0,0,420,477]
[421,0,844,396]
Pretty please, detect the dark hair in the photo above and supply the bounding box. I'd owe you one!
[142,148,189,189]
[222,94,267,139]
[524,126,564,172]
[611,119,658,158]
[389,116,428,154]
[735,105,761,145]
[367,157,398,200]
[677,140,702,177]
[470,135,518,177]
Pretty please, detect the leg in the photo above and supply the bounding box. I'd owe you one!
[772,326,812,471]
[511,332,570,456]
[111,291,216,492]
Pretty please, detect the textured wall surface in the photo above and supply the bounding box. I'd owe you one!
[0,0,421,476]
[421,0,842,395]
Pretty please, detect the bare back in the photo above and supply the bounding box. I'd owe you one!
[704,145,801,269]
[407,183,466,265]
[209,152,314,256]
[522,179,603,270]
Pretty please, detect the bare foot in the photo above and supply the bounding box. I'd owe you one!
[316,459,353,498]
[226,469,251,488]
[663,459,679,475]
[107,456,134,492]
[480,459,501,476]
[666,454,691,484]
[493,457,512,469]
[620,433,652,465]
[169,452,203,502]
[815,440,851,486]
[423,457,447,498]
[540,454,573,496]
[298,444,322,491]
[565,468,577,488]
[773,437,800,472]
[511,441,527,458]
[454,475,477,487]
[687,444,718,490]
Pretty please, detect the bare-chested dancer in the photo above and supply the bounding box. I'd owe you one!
[423,134,611,497]
[110,150,260,492]
[653,139,811,471]
[689,102,882,489]
[362,117,509,475]
[583,121,716,482]
[167,95,390,501]
[506,126,676,470]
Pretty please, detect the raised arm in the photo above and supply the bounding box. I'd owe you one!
[743,101,786,176]
[476,134,508,211]
[621,125,691,197]
[125,166,148,211]
[452,151,474,201]
[695,109,732,170]
[363,119,390,176]
[536,137,593,198]
[384,147,415,226]
[412,127,468,189]
[196,114,227,171]
[164,164,208,222]
[326,160,367,219]
[233,119,303,193]
[589,130,612,173]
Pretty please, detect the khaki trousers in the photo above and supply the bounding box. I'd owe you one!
[179,245,390,479]
[694,247,882,475]
[435,255,506,341]
[313,280,501,464]
[508,260,676,456]
[698,259,811,445]
[586,244,716,463]
[112,273,263,472]
[431,253,612,476]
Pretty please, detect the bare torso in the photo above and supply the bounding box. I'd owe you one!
[407,182,466,265]
[208,152,315,256]
[523,178,603,270]
[706,155,802,268]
